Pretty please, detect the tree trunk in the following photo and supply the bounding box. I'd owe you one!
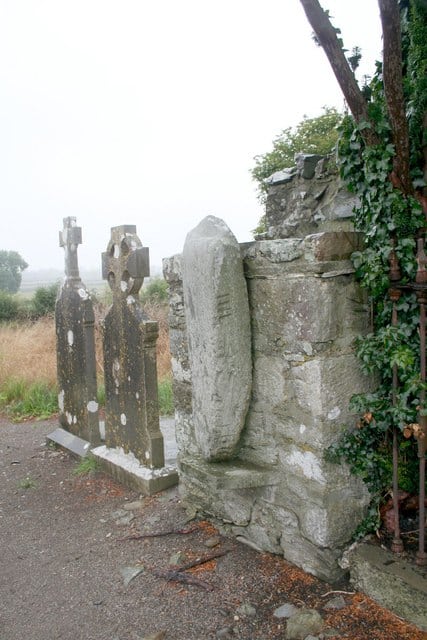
[299,0,379,146]
[378,0,413,196]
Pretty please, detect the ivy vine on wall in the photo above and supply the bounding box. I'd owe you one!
[323,0,427,537]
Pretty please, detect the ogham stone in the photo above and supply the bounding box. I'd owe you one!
[55,217,100,444]
[101,225,165,468]
[182,216,252,461]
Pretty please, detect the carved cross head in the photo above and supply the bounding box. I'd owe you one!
[59,217,82,281]
[102,225,150,298]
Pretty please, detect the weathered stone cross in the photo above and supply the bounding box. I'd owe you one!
[101,225,165,469]
[55,216,100,445]
[102,225,150,299]
[59,217,82,281]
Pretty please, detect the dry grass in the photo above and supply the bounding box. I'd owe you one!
[0,302,172,390]
[0,317,57,386]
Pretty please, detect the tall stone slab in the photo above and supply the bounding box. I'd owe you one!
[55,217,100,445]
[182,216,252,461]
[101,225,165,468]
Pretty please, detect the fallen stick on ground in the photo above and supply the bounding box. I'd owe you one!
[151,568,214,591]
[151,549,230,591]
[173,549,229,571]
[117,525,199,541]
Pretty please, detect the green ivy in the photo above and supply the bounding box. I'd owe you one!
[327,0,427,538]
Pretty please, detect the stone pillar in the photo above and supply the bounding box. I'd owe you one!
[101,225,164,468]
[182,216,252,461]
[163,254,197,457]
[55,217,100,445]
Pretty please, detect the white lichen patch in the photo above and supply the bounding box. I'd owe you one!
[327,406,341,420]
[287,448,325,483]
[66,411,73,425]
[114,243,120,258]
[78,288,89,300]
[135,392,139,400]
[87,400,98,413]
[145,451,150,460]
[299,424,306,434]
[58,389,65,412]
[67,330,74,347]
[126,295,135,305]
[120,413,127,426]
[120,280,128,292]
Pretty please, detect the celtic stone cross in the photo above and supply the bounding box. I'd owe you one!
[102,225,150,299]
[101,225,165,469]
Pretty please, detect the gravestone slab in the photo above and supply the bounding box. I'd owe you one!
[46,427,91,458]
[55,217,100,445]
[102,225,165,468]
[182,216,252,461]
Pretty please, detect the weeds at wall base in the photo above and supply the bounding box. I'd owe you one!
[73,455,101,476]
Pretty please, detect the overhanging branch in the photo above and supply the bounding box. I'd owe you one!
[299,0,379,146]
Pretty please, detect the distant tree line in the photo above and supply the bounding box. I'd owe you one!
[0,283,60,322]
[0,250,28,294]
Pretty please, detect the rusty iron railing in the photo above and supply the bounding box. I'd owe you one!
[388,233,427,566]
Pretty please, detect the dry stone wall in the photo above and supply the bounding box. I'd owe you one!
[163,157,373,581]
[262,153,359,240]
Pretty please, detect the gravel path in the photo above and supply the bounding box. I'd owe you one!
[0,417,425,640]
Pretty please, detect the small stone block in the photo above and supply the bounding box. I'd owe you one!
[46,427,91,458]
[91,445,178,496]
[348,542,427,631]
[304,232,363,262]
[179,457,278,490]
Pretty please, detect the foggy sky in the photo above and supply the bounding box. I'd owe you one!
[0,0,382,275]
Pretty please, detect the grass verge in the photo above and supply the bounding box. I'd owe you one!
[0,379,58,420]
[158,375,174,416]
[0,377,173,421]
